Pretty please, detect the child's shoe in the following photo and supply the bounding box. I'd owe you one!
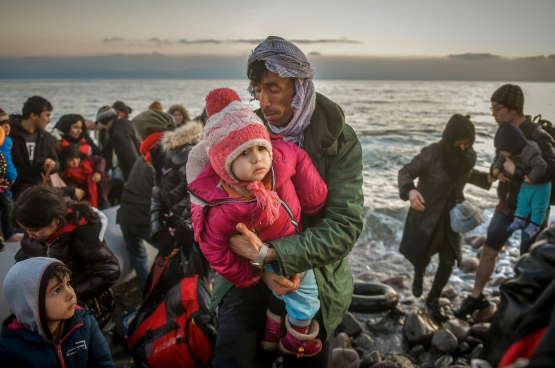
[523,223,541,241]
[0,243,5,252]
[279,317,322,358]
[260,309,285,351]
[507,216,526,233]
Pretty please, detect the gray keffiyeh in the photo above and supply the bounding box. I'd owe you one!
[247,36,316,147]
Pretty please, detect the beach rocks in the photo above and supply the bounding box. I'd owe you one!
[459,257,479,273]
[471,344,483,360]
[471,235,487,249]
[403,310,437,345]
[466,336,483,345]
[441,285,458,299]
[331,348,359,368]
[353,333,374,351]
[392,354,415,368]
[488,275,507,287]
[337,312,363,337]
[382,275,409,289]
[458,341,470,353]
[444,319,471,342]
[432,329,458,355]
[357,270,377,282]
[471,322,491,339]
[359,350,381,368]
[368,362,397,368]
[434,355,453,368]
[409,344,425,357]
[333,332,352,349]
[472,302,497,323]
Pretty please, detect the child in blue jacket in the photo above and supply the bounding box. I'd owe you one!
[0,110,17,251]
[0,257,114,368]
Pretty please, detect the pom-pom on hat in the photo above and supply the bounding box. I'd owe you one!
[204,88,273,185]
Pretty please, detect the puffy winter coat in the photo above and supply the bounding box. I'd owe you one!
[104,118,140,181]
[188,138,328,288]
[0,136,17,182]
[15,215,120,327]
[150,122,203,239]
[0,303,114,368]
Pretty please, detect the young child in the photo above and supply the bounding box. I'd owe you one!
[187,88,328,357]
[12,186,120,328]
[493,122,551,239]
[0,257,114,367]
[0,111,14,251]
[59,145,109,208]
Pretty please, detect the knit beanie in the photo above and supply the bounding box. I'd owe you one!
[494,122,527,154]
[148,101,163,111]
[133,109,176,141]
[96,106,119,125]
[491,84,524,115]
[0,108,8,123]
[204,88,279,222]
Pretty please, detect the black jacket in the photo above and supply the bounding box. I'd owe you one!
[117,155,155,226]
[150,122,203,240]
[104,118,140,181]
[9,116,60,199]
[493,116,555,208]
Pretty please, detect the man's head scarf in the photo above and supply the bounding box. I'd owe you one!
[247,36,316,146]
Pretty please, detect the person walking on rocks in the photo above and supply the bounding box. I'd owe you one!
[456,84,555,320]
[398,114,491,321]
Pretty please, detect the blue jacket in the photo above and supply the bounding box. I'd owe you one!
[0,136,18,182]
[0,302,114,368]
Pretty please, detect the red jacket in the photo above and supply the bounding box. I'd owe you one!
[188,139,328,288]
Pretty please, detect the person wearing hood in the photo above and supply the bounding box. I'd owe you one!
[12,186,121,329]
[117,109,176,288]
[54,114,102,157]
[195,37,363,368]
[0,257,114,368]
[398,114,492,321]
[167,104,191,126]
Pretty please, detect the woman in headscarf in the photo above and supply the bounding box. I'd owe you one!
[398,114,491,321]
[167,104,190,126]
[55,114,101,157]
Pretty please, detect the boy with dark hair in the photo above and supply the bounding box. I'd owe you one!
[0,258,114,368]
[9,96,60,199]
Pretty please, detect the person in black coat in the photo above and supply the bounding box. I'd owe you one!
[398,114,491,321]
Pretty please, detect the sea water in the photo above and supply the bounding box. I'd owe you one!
[2,79,555,294]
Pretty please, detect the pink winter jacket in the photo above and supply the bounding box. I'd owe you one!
[188,138,328,288]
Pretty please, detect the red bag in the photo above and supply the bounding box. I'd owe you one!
[128,249,214,367]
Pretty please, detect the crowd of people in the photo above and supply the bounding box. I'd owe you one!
[0,36,553,368]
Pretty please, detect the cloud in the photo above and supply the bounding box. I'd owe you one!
[102,37,124,43]
[179,39,222,44]
[448,53,501,60]
[147,38,171,46]
[289,38,362,44]
[309,51,322,56]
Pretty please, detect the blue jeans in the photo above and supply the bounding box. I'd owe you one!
[515,182,551,225]
[486,210,547,255]
[263,265,320,322]
[120,225,153,288]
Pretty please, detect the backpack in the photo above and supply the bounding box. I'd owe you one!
[534,115,555,203]
[127,248,215,368]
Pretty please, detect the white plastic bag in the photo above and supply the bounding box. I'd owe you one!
[449,201,484,233]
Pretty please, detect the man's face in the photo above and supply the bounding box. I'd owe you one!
[31,110,51,130]
[491,103,517,126]
[253,71,296,128]
[45,274,76,324]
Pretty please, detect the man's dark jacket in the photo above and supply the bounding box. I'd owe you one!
[106,118,140,181]
[9,115,60,199]
[117,156,155,226]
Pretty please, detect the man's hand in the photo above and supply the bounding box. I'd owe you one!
[92,172,101,183]
[408,190,425,211]
[503,158,516,175]
[43,158,56,172]
[85,120,96,131]
[492,168,500,177]
[487,173,497,183]
[229,223,262,262]
[524,176,533,184]
[262,271,300,297]
[74,188,85,201]
[498,172,511,183]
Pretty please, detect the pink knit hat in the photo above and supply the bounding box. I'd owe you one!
[204,88,280,223]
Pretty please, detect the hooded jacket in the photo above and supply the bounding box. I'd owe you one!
[188,138,328,288]
[493,140,547,184]
[14,213,120,327]
[210,93,364,341]
[100,118,140,181]
[150,122,203,239]
[9,115,60,198]
[0,136,17,182]
[0,257,113,368]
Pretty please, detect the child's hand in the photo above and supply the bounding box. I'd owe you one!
[524,176,533,184]
[492,168,500,177]
[92,172,101,183]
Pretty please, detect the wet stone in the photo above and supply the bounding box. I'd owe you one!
[337,312,363,337]
[434,355,453,368]
[420,363,432,368]
[458,341,470,353]
[382,275,409,289]
[368,362,397,368]
[432,329,458,355]
[470,344,483,360]
[472,302,497,323]
[488,276,507,287]
[455,357,470,366]
[418,351,436,364]
[438,297,451,307]
[444,318,471,343]
[490,296,501,306]
[459,257,479,273]
[359,350,381,368]
[403,310,437,345]
[466,336,483,345]
[353,333,374,350]
[356,270,377,282]
[392,354,415,368]
[331,348,360,368]
[333,332,352,349]
[441,285,458,299]
[471,235,487,249]
[471,322,491,339]
[409,344,425,357]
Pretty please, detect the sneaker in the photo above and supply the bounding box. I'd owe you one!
[0,243,5,252]
[279,317,322,358]
[425,296,448,322]
[260,309,285,351]
[455,294,490,320]
[507,216,526,233]
[412,270,424,298]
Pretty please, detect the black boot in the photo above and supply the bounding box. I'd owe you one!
[425,295,448,322]
[412,269,424,298]
[454,294,490,320]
